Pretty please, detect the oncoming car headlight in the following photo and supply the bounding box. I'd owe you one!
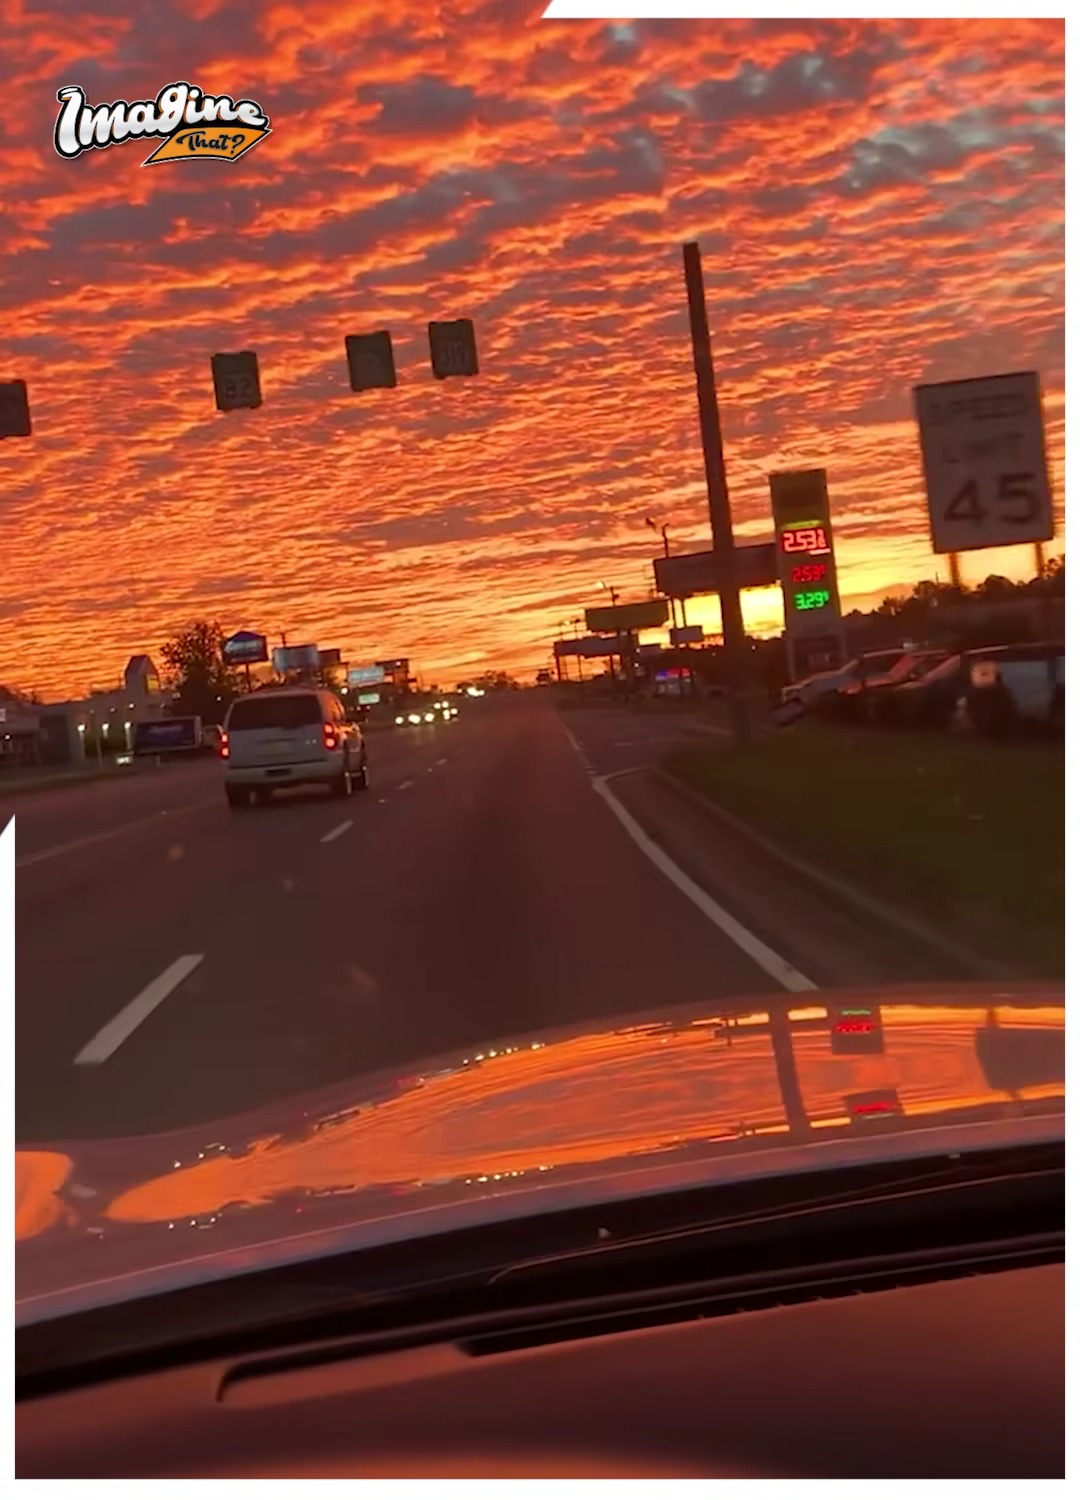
[395,715,404,725]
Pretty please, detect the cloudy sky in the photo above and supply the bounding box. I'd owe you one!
[0,3,1065,697]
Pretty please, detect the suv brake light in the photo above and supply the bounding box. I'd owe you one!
[322,722,338,751]
[220,731,229,759]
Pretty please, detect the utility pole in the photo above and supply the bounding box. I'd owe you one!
[682,242,751,742]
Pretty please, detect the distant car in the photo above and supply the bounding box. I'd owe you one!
[781,649,907,708]
[394,699,458,727]
[201,724,223,754]
[221,689,368,808]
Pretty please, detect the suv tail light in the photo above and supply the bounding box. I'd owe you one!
[322,722,338,751]
[220,731,229,759]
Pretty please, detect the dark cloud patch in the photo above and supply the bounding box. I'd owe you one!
[358,76,478,138]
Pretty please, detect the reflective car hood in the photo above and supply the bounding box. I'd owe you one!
[15,983,1064,1323]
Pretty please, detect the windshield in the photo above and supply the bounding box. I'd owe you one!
[226,695,322,731]
[4,9,1064,1377]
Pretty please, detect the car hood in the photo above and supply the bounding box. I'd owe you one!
[15,982,1064,1323]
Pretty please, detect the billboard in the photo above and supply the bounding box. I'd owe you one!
[222,630,268,666]
[654,544,778,599]
[584,598,669,633]
[348,663,388,686]
[554,635,622,659]
[318,648,342,668]
[132,717,201,755]
[670,624,704,645]
[272,644,320,673]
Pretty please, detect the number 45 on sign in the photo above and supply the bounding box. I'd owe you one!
[914,371,1054,555]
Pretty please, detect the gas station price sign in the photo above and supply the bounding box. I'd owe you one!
[770,470,843,636]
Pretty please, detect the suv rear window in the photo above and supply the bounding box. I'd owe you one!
[227,694,322,731]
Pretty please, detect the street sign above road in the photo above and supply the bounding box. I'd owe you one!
[0,378,31,439]
[345,331,397,392]
[211,351,262,412]
[428,319,479,380]
[913,371,1054,554]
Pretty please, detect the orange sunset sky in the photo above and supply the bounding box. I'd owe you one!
[0,4,1065,698]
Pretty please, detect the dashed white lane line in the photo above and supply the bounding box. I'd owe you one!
[15,798,220,869]
[592,773,817,994]
[320,820,352,844]
[397,779,414,791]
[436,757,448,766]
[74,955,205,1066]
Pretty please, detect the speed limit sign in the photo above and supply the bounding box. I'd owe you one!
[913,371,1054,554]
[0,378,31,439]
[428,319,479,380]
[211,351,262,412]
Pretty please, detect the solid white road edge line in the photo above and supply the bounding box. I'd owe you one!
[73,954,206,1066]
[320,820,352,844]
[591,774,817,994]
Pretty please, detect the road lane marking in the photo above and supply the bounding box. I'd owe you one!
[561,725,594,775]
[73,955,205,1066]
[320,820,352,844]
[592,774,816,993]
[436,757,448,766]
[15,798,220,869]
[397,779,414,791]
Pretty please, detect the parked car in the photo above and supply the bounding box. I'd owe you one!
[781,649,907,709]
[818,651,949,724]
[965,644,1064,739]
[221,688,368,807]
[881,643,1064,734]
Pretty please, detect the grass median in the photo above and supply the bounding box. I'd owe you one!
[667,724,1064,978]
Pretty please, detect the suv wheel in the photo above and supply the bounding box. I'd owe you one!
[226,785,250,810]
[330,761,353,798]
[356,754,370,791]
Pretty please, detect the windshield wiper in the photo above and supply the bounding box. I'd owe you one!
[489,1152,1063,1285]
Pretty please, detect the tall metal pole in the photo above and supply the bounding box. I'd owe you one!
[682,242,750,741]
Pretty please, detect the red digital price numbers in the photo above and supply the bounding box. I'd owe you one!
[781,525,829,554]
[790,561,828,585]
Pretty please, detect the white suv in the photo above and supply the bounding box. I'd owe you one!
[221,689,368,808]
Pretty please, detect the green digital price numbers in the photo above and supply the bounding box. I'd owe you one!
[794,588,831,611]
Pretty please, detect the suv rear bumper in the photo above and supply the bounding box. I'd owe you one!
[225,758,338,789]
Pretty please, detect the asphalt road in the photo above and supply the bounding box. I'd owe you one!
[13,697,786,1144]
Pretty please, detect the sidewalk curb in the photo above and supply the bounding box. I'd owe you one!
[652,766,1011,981]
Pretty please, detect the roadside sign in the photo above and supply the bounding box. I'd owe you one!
[211,351,262,411]
[670,624,704,645]
[428,319,479,380]
[913,371,1054,554]
[345,331,396,391]
[222,630,268,666]
[654,543,777,599]
[0,378,31,439]
[584,599,669,633]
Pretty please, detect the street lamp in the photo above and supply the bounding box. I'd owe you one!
[597,579,619,606]
[645,515,671,558]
